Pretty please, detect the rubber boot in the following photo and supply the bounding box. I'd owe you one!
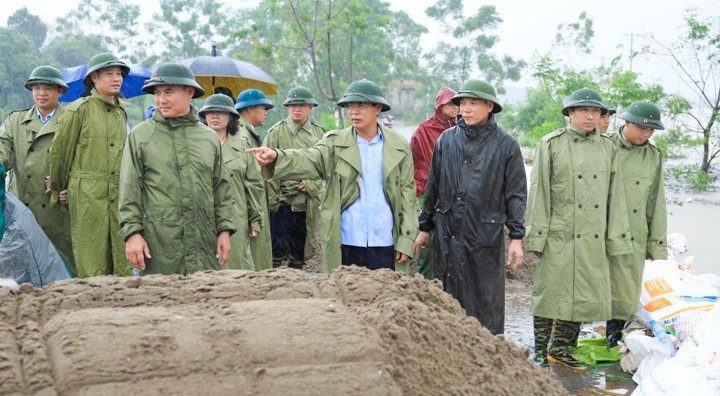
[548,319,587,370]
[533,316,551,367]
[606,319,625,348]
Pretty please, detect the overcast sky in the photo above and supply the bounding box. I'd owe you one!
[2,0,718,98]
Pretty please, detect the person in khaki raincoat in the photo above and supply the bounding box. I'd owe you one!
[525,87,632,369]
[247,80,417,274]
[119,63,235,275]
[0,66,75,275]
[606,101,668,347]
[235,89,274,270]
[199,93,263,271]
[263,87,325,269]
[49,53,132,277]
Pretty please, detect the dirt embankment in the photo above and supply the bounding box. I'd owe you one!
[1,267,561,395]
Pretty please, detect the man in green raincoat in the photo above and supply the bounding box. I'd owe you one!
[606,101,668,347]
[525,88,632,369]
[199,93,263,271]
[119,63,235,275]
[235,89,274,270]
[0,66,75,275]
[263,87,325,269]
[247,80,417,274]
[49,53,132,277]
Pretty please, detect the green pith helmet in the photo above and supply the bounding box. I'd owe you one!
[83,53,130,89]
[618,101,665,130]
[141,63,206,98]
[451,79,502,113]
[24,65,69,93]
[562,88,608,116]
[199,94,239,116]
[283,87,319,107]
[337,80,391,112]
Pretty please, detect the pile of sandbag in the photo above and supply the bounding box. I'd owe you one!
[617,252,720,395]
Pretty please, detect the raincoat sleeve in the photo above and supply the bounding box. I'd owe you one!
[262,137,329,182]
[0,116,17,171]
[302,179,324,199]
[646,156,668,260]
[244,147,264,232]
[395,145,419,258]
[524,141,551,252]
[118,132,145,240]
[212,142,237,235]
[418,138,441,232]
[261,131,285,211]
[410,123,431,195]
[49,106,83,210]
[605,150,633,256]
[505,141,527,240]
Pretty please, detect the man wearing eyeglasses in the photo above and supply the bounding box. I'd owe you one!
[0,65,75,275]
[247,80,417,274]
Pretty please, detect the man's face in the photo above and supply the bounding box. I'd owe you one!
[598,113,611,133]
[459,98,493,126]
[440,102,459,120]
[288,103,313,124]
[346,102,382,132]
[153,85,195,119]
[204,111,231,133]
[623,121,655,145]
[568,107,602,132]
[245,105,268,127]
[31,84,62,113]
[91,66,124,97]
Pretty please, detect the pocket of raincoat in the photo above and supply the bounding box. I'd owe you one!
[476,212,505,248]
[434,199,452,214]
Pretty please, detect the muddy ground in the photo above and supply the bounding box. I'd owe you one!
[0,267,564,395]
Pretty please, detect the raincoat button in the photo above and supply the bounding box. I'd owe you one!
[576,234,581,238]
[456,197,461,201]
[578,204,582,208]
[633,209,638,213]
[538,231,543,235]
[27,174,32,179]
[635,181,640,185]
[578,175,582,179]
[594,234,599,238]
[621,234,626,238]
[593,175,597,179]
[41,204,46,208]
[659,241,664,245]
[111,172,115,175]
[110,143,115,147]
[595,204,599,208]
[631,236,635,241]
[574,138,578,143]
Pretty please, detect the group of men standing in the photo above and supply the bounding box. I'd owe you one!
[1,53,668,371]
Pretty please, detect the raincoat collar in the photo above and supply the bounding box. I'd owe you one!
[151,105,200,127]
[238,114,259,140]
[285,116,312,136]
[617,125,649,148]
[90,88,127,107]
[569,123,599,139]
[459,113,497,141]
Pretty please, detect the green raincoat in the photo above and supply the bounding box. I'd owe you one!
[525,124,632,322]
[263,116,325,258]
[49,89,131,277]
[0,105,75,275]
[223,132,263,270]
[263,124,418,274]
[238,115,272,270]
[609,130,667,320]
[118,109,236,275]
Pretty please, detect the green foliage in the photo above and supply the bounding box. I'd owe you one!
[668,164,717,191]
[7,7,47,49]
[424,1,524,93]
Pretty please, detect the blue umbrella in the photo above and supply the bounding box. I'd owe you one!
[59,63,152,102]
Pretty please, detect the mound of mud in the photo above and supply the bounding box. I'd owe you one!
[0,267,561,395]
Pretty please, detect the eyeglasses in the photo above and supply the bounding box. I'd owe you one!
[345,102,373,110]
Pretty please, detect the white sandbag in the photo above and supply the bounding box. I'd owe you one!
[666,233,687,256]
[633,303,720,395]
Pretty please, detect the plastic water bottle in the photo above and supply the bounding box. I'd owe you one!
[132,267,141,278]
[649,319,677,357]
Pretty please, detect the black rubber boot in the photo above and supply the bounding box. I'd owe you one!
[606,319,626,348]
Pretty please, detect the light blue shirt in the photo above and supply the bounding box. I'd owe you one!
[36,107,56,125]
[340,129,394,247]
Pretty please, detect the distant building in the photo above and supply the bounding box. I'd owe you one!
[383,79,422,111]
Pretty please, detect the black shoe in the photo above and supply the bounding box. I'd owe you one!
[548,350,587,370]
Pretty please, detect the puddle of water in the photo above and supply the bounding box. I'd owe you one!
[505,281,637,395]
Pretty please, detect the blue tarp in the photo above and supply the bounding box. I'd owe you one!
[60,63,152,102]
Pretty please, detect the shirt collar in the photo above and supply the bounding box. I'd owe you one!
[36,107,57,125]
